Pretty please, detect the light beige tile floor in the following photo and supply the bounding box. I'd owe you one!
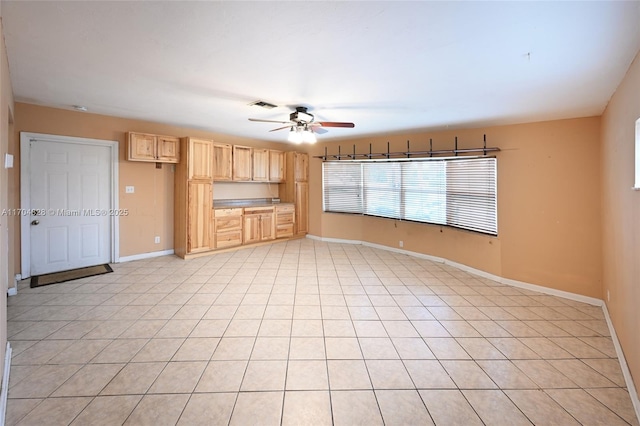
[6,239,639,425]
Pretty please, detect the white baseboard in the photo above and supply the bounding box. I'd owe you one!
[0,342,12,426]
[602,303,640,422]
[118,249,175,263]
[307,234,602,306]
[7,274,21,296]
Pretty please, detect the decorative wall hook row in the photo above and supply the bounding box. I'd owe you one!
[314,134,500,160]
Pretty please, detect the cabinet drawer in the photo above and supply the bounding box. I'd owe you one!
[276,224,294,238]
[276,212,294,226]
[275,204,294,213]
[244,206,274,215]
[215,208,243,217]
[216,230,243,248]
[215,216,242,232]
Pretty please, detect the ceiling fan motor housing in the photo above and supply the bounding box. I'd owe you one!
[290,107,314,124]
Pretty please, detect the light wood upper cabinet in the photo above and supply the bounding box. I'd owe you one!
[188,138,214,180]
[212,143,233,181]
[128,132,180,163]
[187,181,213,253]
[269,150,286,182]
[233,145,252,181]
[252,149,269,181]
[294,152,309,182]
[156,136,180,162]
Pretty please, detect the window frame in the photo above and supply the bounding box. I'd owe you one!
[322,156,498,236]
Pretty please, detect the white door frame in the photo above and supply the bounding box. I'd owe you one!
[20,132,120,278]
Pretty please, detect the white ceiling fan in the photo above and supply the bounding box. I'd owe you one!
[249,106,355,143]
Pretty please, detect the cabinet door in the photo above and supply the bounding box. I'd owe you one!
[269,150,285,182]
[188,138,214,180]
[187,181,213,253]
[252,149,269,181]
[294,152,309,182]
[156,136,180,163]
[243,214,261,244]
[233,146,252,181]
[128,132,156,161]
[295,182,309,234]
[212,143,233,181]
[260,213,276,241]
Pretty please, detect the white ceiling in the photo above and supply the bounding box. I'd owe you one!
[2,1,640,142]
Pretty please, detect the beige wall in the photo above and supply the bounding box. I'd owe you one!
[601,51,640,397]
[12,102,291,260]
[0,17,15,384]
[309,117,603,298]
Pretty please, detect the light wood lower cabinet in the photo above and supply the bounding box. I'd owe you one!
[243,207,275,244]
[214,208,243,249]
[275,204,294,238]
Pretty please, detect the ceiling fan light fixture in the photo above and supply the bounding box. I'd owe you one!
[302,125,316,144]
[288,126,302,144]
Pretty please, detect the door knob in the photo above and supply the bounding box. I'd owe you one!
[31,220,39,226]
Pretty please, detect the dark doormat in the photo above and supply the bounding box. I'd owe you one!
[30,264,113,288]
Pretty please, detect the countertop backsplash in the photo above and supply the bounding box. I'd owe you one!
[213,182,279,201]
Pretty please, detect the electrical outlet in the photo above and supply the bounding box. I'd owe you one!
[154,236,160,244]
[125,186,135,194]
[399,240,404,248]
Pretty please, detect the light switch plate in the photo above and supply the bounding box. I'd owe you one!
[4,154,13,169]
[125,186,134,193]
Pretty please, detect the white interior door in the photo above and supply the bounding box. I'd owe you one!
[29,139,112,275]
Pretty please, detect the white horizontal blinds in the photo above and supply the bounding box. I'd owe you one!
[401,161,446,224]
[322,162,363,213]
[446,158,497,235]
[363,162,401,219]
[322,157,497,236]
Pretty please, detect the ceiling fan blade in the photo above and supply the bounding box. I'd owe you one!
[308,123,328,134]
[317,121,355,128]
[249,118,292,124]
[269,125,293,132]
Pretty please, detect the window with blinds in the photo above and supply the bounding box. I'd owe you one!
[322,157,497,235]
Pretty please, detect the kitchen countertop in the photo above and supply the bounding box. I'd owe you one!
[213,198,293,209]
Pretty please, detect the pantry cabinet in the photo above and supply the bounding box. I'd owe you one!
[188,138,214,180]
[280,152,309,236]
[174,137,214,258]
[187,181,213,253]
